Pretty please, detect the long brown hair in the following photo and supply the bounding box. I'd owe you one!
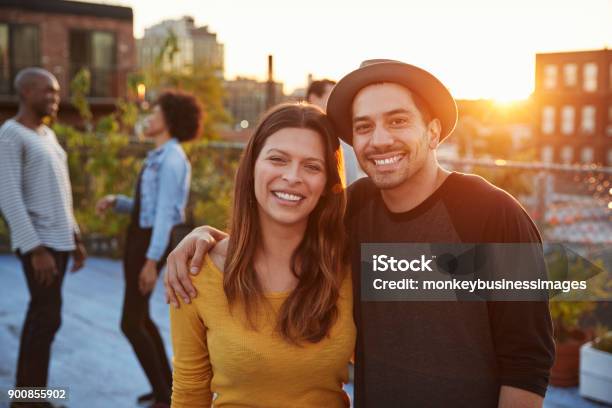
[224,103,347,344]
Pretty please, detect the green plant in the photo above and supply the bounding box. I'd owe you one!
[70,67,93,126]
[546,248,608,342]
[54,69,143,249]
[52,64,235,256]
[185,142,241,230]
[593,331,612,353]
[549,302,596,342]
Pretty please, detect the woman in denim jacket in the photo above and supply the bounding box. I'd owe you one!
[96,90,202,408]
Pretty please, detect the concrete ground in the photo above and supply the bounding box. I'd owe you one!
[0,255,171,408]
[0,255,607,407]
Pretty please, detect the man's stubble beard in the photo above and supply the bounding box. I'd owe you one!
[357,130,430,190]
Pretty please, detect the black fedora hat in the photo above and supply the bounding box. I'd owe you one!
[327,59,458,146]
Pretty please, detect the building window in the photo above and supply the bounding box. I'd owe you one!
[561,105,575,135]
[583,63,598,92]
[542,106,555,134]
[581,106,596,134]
[563,64,577,87]
[580,147,594,164]
[0,24,7,94]
[69,30,116,97]
[543,64,557,90]
[0,23,40,95]
[560,146,573,164]
[541,145,554,163]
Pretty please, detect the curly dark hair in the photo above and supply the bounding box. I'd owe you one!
[155,90,203,142]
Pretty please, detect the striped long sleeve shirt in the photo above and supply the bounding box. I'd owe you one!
[0,119,78,253]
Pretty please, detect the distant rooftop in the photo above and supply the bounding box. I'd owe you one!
[143,16,218,39]
[536,48,611,57]
[0,0,133,21]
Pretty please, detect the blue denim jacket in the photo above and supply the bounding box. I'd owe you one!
[115,139,191,261]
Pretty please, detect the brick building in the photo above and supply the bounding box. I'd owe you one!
[0,0,136,123]
[534,49,612,166]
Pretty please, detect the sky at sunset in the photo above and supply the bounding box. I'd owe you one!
[108,0,611,100]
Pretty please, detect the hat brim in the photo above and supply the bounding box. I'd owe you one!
[327,61,458,146]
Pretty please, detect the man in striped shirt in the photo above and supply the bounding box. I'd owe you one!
[0,67,87,395]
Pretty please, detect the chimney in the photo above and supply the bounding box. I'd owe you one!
[266,55,275,109]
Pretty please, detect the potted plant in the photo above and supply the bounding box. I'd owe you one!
[549,301,595,387]
[580,330,612,404]
[546,246,608,387]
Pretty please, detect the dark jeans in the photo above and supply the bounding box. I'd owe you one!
[15,248,69,387]
[121,225,172,404]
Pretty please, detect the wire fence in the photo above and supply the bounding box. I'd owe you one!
[1,144,611,259]
[440,157,612,246]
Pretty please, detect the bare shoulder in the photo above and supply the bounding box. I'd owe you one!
[209,237,229,272]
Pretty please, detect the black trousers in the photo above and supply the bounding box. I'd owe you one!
[121,225,172,403]
[15,248,69,387]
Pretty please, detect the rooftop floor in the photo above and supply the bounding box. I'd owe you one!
[0,255,607,407]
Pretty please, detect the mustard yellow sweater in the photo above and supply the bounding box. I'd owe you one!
[169,255,356,407]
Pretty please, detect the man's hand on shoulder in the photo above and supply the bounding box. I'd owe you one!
[209,237,229,272]
[164,225,228,308]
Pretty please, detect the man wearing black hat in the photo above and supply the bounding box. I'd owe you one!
[326,59,554,407]
[163,60,554,407]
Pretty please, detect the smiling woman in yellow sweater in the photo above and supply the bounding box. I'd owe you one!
[169,103,356,407]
